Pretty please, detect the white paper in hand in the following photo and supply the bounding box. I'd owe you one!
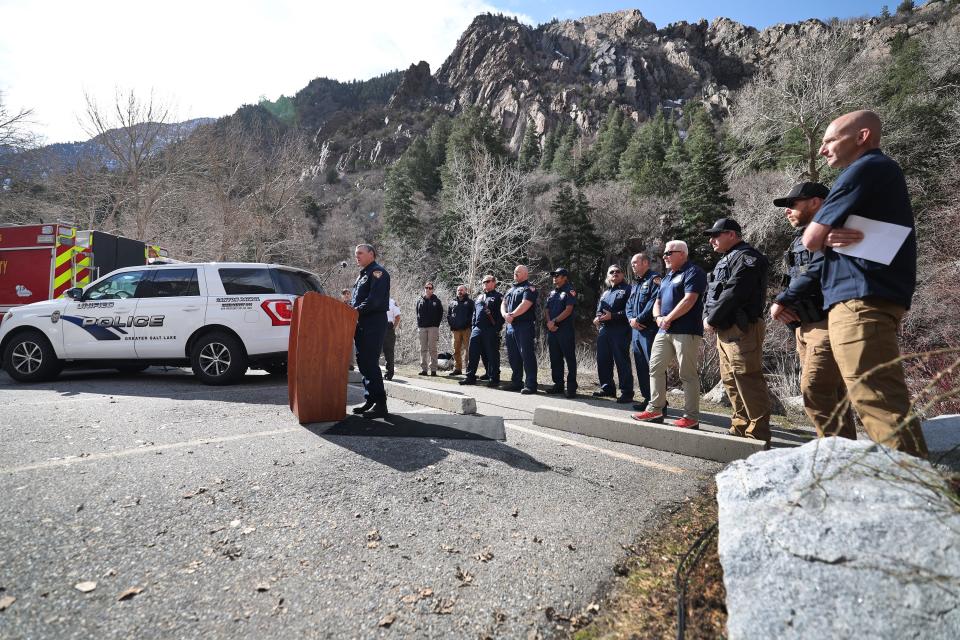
[833,214,911,266]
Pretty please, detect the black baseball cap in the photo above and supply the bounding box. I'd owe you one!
[773,182,830,207]
[703,218,742,236]
[550,268,569,277]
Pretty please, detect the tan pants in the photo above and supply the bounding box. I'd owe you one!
[828,298,928,457]
[796,320,856,439]
[648,332,702,420]
[716,321,771,442]
[418,326,439,372]
[451,329,470,370]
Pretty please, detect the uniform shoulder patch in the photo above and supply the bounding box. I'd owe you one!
[569,289,577,296]
[372,270,383,278]
[743,256,756,267]
[653,277,661,285]
[529,286,536,292]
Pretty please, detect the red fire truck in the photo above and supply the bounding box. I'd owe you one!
[0,223,168,313]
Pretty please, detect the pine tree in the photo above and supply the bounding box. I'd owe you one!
[676,110,732,266]
[551,125,579,180]
[540,122,562,170]
[593,105,631,181]
[445,106,506,160]
[383,163,417,240]
[518,120,541,171]
[548,185,604,319]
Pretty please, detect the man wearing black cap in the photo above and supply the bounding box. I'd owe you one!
[544,268,578,397]
[703,218,772,442]
[771,182,856,440]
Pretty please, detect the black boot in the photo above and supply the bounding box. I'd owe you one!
[362,401,388,419]
[352,400,375,414]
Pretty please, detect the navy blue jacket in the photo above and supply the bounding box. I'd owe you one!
[352,262,390,317]
[545,283,577,327]
[627,271,661,328]
[596,281,631,325]
[504,281,539,324]
[473,289,504,330]
[447,295,475,330]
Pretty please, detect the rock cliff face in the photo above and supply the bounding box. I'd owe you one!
[390,2,952,151]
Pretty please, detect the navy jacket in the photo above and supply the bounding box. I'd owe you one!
[352,262,390,318]
[447,295,475,330]
[416,294,444,328]
[627,271,661,328]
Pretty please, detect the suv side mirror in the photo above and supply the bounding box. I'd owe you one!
[66,287,83,300]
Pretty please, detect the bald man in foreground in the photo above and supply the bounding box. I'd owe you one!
[802,110,927,457]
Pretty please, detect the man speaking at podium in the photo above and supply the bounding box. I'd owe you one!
[350,244,391,418]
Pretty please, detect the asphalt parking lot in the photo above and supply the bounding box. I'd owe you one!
[0,367,721,639]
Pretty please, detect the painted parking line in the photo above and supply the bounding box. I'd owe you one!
[505,421,687,475]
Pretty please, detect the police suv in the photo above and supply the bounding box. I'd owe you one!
[0,262,325,385]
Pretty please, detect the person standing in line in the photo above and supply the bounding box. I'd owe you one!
[802,109,927,457]
[447,284,474,376]
[593,264,634,403]
[626,252,661,409]
[382,296,401,381]
[632,240,707,429]
[544,267,578,398]
[769,182,856,439]
[460,275,504,387]
[416,281,443,376]
[501,265,539,394]
[350,244,390,418]
[702,218,772,443]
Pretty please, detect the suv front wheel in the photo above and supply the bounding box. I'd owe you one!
[190,331,248,385]
[3,330,64,382]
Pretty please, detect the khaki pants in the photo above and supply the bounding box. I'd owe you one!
[418,326,439,372]
[828,298,928,457]
[716,321,771,442]
[795,320,856,439]
[451,329,470,370]
[648,332,702,420]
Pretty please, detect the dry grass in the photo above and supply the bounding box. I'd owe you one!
[562,487,726,640]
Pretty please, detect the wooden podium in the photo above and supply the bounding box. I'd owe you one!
[288,292,358,423]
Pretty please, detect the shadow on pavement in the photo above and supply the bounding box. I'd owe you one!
[0,368,289,405]
[305,414,550,473]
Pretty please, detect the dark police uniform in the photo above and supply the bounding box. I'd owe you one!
[705,240,772,441]
[545,283,577,394]
[627,271,660,402]
[504,280,538,391]
[463,288,504,383]
[813,148,927,457]
[777,229,855,439]
[595,281,633,399]
[351,261,390,405]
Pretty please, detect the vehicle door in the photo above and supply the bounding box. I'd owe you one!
[132,267,207,359]
[61,269,148,359]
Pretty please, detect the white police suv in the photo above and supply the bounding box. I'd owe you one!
[0,262,325,385]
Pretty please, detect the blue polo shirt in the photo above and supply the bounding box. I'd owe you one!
[813,149,916,310]
[658,261,708,336]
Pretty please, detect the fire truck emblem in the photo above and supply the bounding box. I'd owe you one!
[16,284,33,298]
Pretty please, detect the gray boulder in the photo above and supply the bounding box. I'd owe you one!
[717,437,960,639]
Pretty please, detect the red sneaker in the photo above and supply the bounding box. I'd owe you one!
[672,417,699,429]
[631,410,664,423]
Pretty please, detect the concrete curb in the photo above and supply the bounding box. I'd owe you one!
[533,406,765,463]
[383,381,477,415]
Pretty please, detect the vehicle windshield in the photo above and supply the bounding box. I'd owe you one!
[85,271,146,300]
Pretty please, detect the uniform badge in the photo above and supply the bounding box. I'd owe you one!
[653,277,661,285]
[372,270,383,278]
[743,256,756,267]
[672,275,683,284]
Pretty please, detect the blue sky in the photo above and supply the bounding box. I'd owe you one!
[0,1,915,143]
[506,0,895,28]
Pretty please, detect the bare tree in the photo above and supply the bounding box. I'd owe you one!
[727,25,867,182]
[0,91,37,150]
[81,89,186,240]
[445,145,532,287]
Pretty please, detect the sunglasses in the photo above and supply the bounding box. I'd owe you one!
[663,251,680,257]
[424,286,433,289]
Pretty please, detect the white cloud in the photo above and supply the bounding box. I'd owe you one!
[0,0,532,143]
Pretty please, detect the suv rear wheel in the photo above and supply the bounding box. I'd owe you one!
[190,331,248,385]
[3,330,63,382]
